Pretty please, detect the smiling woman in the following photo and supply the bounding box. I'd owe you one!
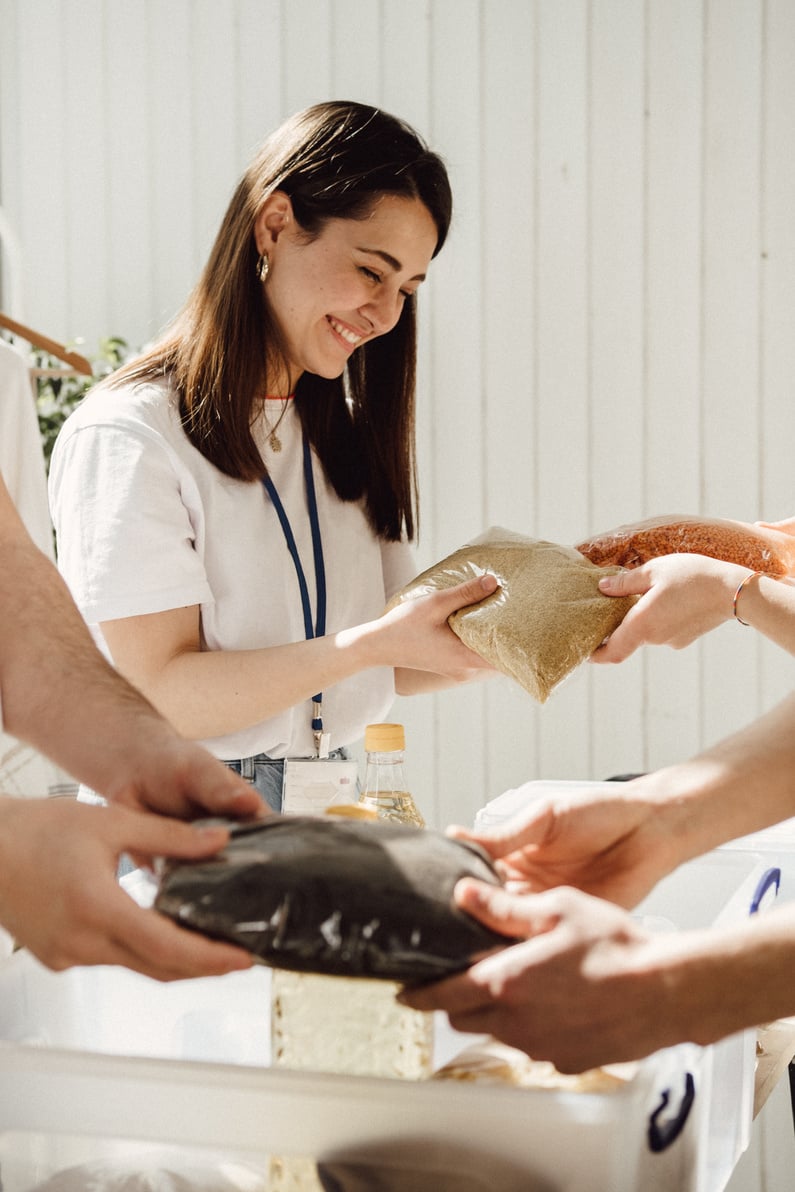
[254,190,438,390]
[48,101,498,816]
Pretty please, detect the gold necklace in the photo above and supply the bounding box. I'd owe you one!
[263,395,292,452]
[268,422,283,453]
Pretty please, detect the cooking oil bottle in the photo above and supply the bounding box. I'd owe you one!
[357,721,426,827]
[269,724,434,1189]
[270,723,433,1077]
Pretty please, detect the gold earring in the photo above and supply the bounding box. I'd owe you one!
[257,253,270,283]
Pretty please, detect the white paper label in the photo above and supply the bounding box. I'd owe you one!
[282,758,359,815]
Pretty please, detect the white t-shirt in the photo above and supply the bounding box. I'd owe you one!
[0,339,54,558]
[48,380,416,760]
[0,340,71,806]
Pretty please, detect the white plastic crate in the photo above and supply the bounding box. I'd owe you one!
[0,794,779,1192]
[720,821,795,1192]
[472,780,786,1192]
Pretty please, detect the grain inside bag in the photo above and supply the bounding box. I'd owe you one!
[386,527,636,703]
[576,514,795,575]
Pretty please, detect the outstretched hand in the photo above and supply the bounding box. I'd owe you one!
[756,517,795,537]
[400,881,685,1072]
[447,782,678,909]
[0,797,254,980]
[592,554,748,664]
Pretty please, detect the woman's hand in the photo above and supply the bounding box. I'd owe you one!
[592,554,748,664]
[756,516,795,538]
[378,573,501,684]
[0,797,254,979]
[447,782,676,909]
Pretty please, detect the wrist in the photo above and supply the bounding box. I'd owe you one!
[625,761,735,869]
[652,913,795,1046]
[631,927,744,1049]
[334,617,384,670]
[732,569,763,626]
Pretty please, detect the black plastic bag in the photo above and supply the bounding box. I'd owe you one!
[155,815,511,984]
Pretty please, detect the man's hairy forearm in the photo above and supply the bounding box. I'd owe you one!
[0,530,168,786]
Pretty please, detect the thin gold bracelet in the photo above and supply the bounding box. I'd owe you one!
[733,570,764,626]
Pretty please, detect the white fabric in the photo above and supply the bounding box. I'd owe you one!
[29,1149,268,1191]
[49,380,416,760]
[0,338,54,558]
[0,338,69,798]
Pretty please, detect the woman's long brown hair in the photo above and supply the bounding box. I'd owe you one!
[106,101,452,541]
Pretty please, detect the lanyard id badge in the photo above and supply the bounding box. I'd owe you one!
[282,756,360,816]
[262,433,333,777]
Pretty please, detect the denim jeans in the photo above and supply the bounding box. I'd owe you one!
[77,784,137,878]
[225,748,350,814]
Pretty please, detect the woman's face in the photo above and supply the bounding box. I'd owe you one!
[256,192,438,392]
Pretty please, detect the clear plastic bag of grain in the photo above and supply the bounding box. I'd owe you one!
[385,527,636,703]
[433,1038,637,1094]
[576,514,795,575]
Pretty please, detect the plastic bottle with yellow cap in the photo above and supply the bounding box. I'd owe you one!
[357,721,425,827]
[270,724,433,1079]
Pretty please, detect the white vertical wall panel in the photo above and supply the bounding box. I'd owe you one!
[381,0,432,135]
[701,0,765,749]
[331,0,381,99]
[425,0,488,828]
[235,0,283,164]
[587,0,645,779]
[1,0,794,829]
[147,1,198,330]
[62,1,108,345]
[534,0,592,780]
[481,0,539,800]
[761,0,795,523]
[282,0,333,114]
[105,3,155,341]
[759,0,795,711]
[643,0,706,771]
[191,0,242,265]
[6,0,70,332]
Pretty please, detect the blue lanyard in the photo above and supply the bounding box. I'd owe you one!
[261,434,328,754]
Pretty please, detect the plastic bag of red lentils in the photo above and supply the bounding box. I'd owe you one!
[576,515,795,576]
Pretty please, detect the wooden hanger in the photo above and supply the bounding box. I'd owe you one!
[0,311,92,377]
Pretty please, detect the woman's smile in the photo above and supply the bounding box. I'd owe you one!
[258,192,438,388]
[327,316,365,350]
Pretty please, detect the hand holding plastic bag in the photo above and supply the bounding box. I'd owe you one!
[155,815,513,983]
[386,527,636,702]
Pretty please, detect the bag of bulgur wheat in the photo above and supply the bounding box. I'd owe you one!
[576,514,795,576]
[386,527,636,703]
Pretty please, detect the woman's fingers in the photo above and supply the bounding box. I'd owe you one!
[441,572,499,612]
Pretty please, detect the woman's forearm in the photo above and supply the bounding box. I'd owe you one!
[731,572,795,655]
[101,574,497,740]
[116,626,380,739]
[630,692,795,864]
[395,666,497,695]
